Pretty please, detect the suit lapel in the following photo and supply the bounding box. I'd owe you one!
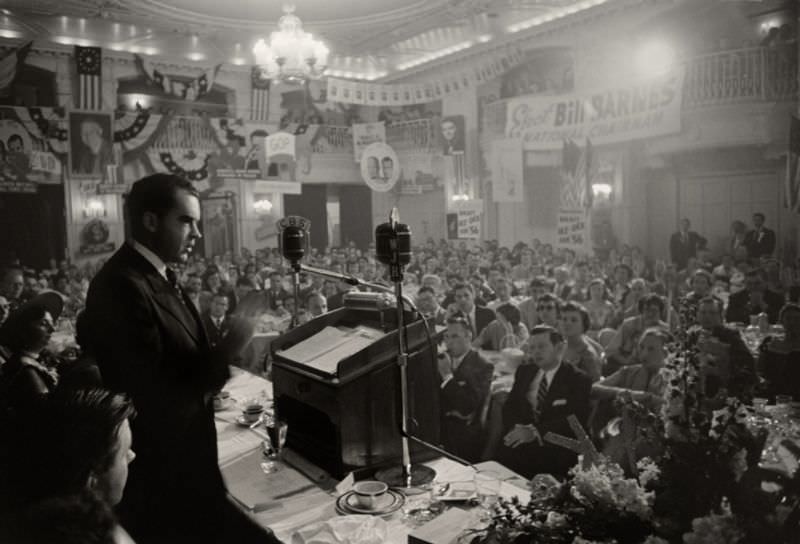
[540,364,569,417]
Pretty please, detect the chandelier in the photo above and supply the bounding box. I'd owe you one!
[252,5,329,83]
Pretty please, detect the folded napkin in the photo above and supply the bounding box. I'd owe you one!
[291,515,387,544]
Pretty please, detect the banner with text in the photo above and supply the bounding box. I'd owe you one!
[505,67,684,150]
[557,209,590,253]
[446,199,483,240]
[352,122,386,162]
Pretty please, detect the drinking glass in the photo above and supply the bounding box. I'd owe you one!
[260,416,288,475]
[400,484,443,526]
[752,397,768,414]
[474,469,501,519]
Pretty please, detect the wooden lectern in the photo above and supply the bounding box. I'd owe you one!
[270,306,441,480]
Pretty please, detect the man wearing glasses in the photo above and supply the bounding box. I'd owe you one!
[437,315,493,462]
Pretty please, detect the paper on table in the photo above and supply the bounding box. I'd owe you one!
[277,326,385,375]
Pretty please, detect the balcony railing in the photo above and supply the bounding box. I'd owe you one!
[481,45,798,136]
[311,118,436,155]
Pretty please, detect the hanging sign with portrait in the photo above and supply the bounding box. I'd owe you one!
[360,142,399,192]
[0,111,63,192]
[351,121,386,163]
[79,218,116,256]
[68,110,115,182]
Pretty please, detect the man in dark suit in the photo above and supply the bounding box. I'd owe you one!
[743,212,776,259]
[448,283,495,337]
[437,315,493,462]
[201,292,230,348]
[82,174,280,544]
[497,325,592,479]
[669,218,707,271]
[725,267,785,324]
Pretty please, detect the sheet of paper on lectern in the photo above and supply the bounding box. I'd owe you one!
[276,325,384,375]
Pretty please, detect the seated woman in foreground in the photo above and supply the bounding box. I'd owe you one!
[591,327,671,472]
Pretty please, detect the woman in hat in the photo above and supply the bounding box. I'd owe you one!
[0,291,63,412]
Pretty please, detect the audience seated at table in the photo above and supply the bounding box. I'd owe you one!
[0,388,136,544]
[201,293,231,349]
[446,283,495,337]
[726,267,784,324]
[534,292,561,328]
[758,302,800,401]
[605,294,669,375]
[496,325,592,479]
[416,285,447,326]
[518,276,553,332]
[438,314,493,463]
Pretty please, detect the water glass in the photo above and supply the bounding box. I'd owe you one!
[474,469,501,513]
[260,416,287,475]
[752,397,768,414]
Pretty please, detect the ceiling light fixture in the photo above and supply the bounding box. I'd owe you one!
[252,4,329,85]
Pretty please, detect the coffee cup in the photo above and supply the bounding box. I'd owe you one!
[242,403,264,423]
[213,391,230,410]
[352,480,388,510]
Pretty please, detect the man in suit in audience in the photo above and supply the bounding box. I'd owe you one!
[743,212,776,259]
[669,218,706,271]
[497,325,592,479]
[201,292,230,349]
[416,285,447,326]
[438,315,493,462]
[725,267,784,324]
[448,283,495,337]
[82,174,280,544]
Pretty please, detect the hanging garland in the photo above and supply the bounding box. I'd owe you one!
[113,110,151,143]
[157,150,209,182]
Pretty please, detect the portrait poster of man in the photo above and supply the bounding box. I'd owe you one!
[441,115,465,156]
[79,218,115,255]
[68,111,114,181]
[360,142,400,192]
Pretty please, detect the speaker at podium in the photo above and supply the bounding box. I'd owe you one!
[270,294,442,480]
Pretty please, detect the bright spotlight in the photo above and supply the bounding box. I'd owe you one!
[634,40,675,77]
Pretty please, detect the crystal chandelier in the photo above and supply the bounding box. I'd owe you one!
[252,5,329,84]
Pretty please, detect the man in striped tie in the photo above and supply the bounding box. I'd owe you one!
[496,325,592,479]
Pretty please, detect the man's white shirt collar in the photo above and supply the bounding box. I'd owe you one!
[131,241,168,281]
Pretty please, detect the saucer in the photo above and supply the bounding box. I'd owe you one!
[213,398,234,412]
[335,489,404,516]
[434,481,477,502]
[235,414,262,427]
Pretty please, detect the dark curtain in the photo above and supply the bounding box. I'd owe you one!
[0,185,66,267]
[284,184,328,250]
[339,185,373,249]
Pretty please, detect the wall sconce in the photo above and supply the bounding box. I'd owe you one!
[451,194,470,202]
[253,198,273,214]
[591,183,613,202]
[84,198,107,219]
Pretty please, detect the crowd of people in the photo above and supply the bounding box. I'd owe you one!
[1,173,800,541]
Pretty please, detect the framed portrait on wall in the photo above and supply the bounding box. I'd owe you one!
[68,110,114,180]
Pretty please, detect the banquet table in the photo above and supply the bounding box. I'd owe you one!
[215,366,531,543]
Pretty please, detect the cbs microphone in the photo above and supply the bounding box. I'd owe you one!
[375,207,411,268]
[277,216,310,271]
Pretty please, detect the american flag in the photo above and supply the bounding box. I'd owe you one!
[0,41,32,95]
[75,46,102,110]
[560,138,593,210]
[785,116,800,214]
[251,67,270,121]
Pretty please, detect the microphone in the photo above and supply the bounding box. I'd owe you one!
[277,216,309,271]
[375,207,411,267]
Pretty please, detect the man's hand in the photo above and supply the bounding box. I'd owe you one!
[503,424,542,448]
[437,353,453,382]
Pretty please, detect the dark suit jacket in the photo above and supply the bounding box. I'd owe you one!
[743,228,776,259]
[497,362,592,478]
[440,350,493,462]
[474,305,496,337]
[669,230,706,270]
[83,244,267,543]
[201,312,229,349]
[725,288,784,325]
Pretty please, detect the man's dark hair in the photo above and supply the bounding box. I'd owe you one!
[753,212,765,221]
[496,303,521,328]
[125,174,198,239]
[7,134,23,148]
[417,285,436,297]
[614,263,634,280]
[529,324,563,345]
[452,282,474,295]
[638,293,666,315]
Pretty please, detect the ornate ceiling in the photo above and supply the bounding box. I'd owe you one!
[0,0,605,78]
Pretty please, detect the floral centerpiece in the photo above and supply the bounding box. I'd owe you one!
[467,303,800,544]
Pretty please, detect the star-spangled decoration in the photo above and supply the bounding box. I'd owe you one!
[28,108,67,142]
[159,151,209,182]
[76,46,101,76]
[543,415,600,470]
[113,111,150,143]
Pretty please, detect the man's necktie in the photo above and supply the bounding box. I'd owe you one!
[165,268,186,306]
[534,373,549,422]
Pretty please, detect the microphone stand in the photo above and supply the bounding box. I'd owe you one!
[289,261,301,329]
[373,248,436,489]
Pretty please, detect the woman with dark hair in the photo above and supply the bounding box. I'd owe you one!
[0,292,63,412]
[0,388,137,543]
[584,278,616,336]
[758,302,800,400]
[560,301,603,382]
[472,303,529,351]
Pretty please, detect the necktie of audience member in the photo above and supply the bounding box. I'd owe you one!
[534,372,549,423]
